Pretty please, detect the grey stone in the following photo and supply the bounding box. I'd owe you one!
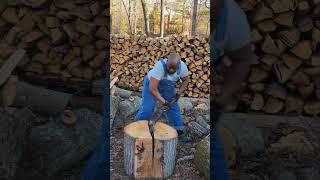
[196,115,210,130]
[220,115,264,156]
[178,98,193,112]
[114,96,141,127]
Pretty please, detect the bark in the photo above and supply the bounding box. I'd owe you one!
[141,0,150,36]
[191,0,199,36]
[160,0,164,37]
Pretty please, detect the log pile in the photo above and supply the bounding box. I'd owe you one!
[0,0,108,83]
[214,0,320,115]
[110,34,210,98]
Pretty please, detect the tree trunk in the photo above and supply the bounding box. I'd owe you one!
[141,0,150,36]
[192,0,198,36]
[124,120,177,178]
[160,0,164,37]
[121,0,132,34]
[12,81,72,115]
[133,0,137,34]
[27,108,103,177]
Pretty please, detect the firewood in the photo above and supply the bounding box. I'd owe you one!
[290,69,310,86]
[95,26,108,40]
[297,1,310,14]
[266,82,287,100]
[0,49,25,86]
[274,12,294,26]
[298,83,314,98]
[24,62,44,74]
[274,61,294,83]
[82,44,96,61]
[295,16,313,32]
[1,7,19,24]
[0,75,18,107]
[75,19,96,35]
[290,40,312,60]
[260,54,279,66]
[124,120,177,178]
[277,29,300,47]
[282,54,302,71]
[262,35,285,56]
[90,2,100,16]
[304,101,320,115]
[62,23,79,40]
[46,16,60,28]
[257,20,277,33]
[251,29,263,43]
[251,93,265,110]
[304,67,320,75]
[249,67,269,83]
[285,94,304,113]
[312,28,320,50]
[70,6,92,20]
[252,5,274,23]
[5,26,19,45]
[311,53,320,66]
[22,30,45,43]
[50,28,66,45]
[22,0,48,8]
[0,43,14,59]
[249,83,266,92]
[263,96,284,113]
[13,81,72,115]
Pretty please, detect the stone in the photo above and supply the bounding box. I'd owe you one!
[219,114,264,156]
[178,97,193,113]
[270,131,314,155]
[114,96,141,127]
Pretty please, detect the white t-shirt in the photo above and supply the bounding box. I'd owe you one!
[147,59,188,82]
[212,0,251,53]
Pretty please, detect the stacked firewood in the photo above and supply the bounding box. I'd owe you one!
[215,0,320,115]
[0,0,108,82]
[110,34,210,98]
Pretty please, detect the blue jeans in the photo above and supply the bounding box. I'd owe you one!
[212,129,230,180]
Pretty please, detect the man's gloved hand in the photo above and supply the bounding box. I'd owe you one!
[171,93,181,103]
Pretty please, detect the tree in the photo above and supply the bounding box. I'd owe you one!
[160,0,164,37]
[141,0,150,36]
[133,0,137,34]
[121,0,133,34]
[191,0,198,36]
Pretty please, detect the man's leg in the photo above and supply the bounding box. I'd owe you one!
[213,129,230,180]
[135,78,157,120]
[166,103,184,130]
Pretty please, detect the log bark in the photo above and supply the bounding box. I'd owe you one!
[27,108,103,176]
[0,107,32,180]
[123,120,177,178]
[13,81,72,115]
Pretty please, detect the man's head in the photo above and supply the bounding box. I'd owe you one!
[167,53,180,74]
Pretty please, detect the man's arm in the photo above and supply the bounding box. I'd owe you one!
[216,44,257,104]
[149,77,166,104]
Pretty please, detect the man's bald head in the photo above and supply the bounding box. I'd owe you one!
[167,53,181,74]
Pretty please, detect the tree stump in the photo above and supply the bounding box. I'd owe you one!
[123,120,177,178]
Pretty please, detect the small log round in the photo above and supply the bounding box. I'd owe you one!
[123,120,177,178]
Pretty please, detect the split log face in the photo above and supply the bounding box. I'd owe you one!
[123,120,177,178]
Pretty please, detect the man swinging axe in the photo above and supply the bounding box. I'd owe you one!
[135,52,192,143]
[212,0,258,179]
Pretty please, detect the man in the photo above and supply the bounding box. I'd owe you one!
[135,52,191,142]
[212,0,257,179]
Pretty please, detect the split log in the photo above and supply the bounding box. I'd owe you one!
[28,108,103,176]
[0,75,18,107]
[0,107,33,180]
[251,93,265,110]
[124,120,177,178]
[69,96,103,113]
[263,96,284,113]
[13,81,72,115]
[0,48,25,86]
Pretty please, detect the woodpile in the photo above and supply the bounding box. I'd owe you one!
[0,0,108,83]
[213,0,320,115]
[110,34,210,98]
